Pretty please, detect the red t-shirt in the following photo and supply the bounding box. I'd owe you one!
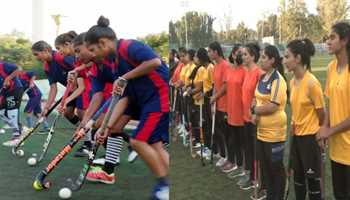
[170,62,184,85]
[242,66,262,122]
[225,65,246,126]
[213,59,230,112]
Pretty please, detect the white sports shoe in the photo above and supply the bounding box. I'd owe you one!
[92,158,105,166]
[154,186,169,200]
[215,157,226,167]
[193,143,201,148]
[128,150,138,163]
[2,137,20,147]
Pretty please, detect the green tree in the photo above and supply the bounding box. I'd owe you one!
[0,34,45,78]
[317,0,349,33]
[138,32,169,61]
[169,21,179,49]
[170,11,215,49]
[257,14,279,41]
[283,0,309,41]
[304,14,324,42]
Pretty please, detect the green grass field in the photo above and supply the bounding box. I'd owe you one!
[170,55,335,200]
[0,113,154,200]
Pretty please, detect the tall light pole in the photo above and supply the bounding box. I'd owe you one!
[181,0,189,48]
[51,14,67,36]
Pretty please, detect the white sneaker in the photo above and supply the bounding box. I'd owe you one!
[214,153,221,159]
[215,157,226,167]
[2,137,20,147]
[154,186,169,200]
[0,128,5,134]
[194,143,201,148]
[22,126,29,133]
[93,158,105,166]
[128,150,138,163]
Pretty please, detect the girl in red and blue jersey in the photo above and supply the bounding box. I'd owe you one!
[85,16,169,199]
[31,40,76,124]
[18,71,49,132]
[72,32,129,179]
[0,62,24,147]
[54,31,93,123]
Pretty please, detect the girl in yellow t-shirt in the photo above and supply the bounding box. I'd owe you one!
[252,45,287,199]
[317,22,350,199]
[186,48,211,157]
[182,49,196,146]
[285,38,325,200]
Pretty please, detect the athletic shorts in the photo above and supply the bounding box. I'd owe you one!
[132,111,169,145]
[124,103,140,121]
[66,98,76,108]
[76,90,92,110]
[24,95,42,115]
[0,88,24,110]
[290,135,321,178]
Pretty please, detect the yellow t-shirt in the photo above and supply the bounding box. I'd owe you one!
[290,71,324,136]
[184,63,196,87]
[192,66,206,105]
[325,59,350,165]
[203,63,214,94]
[255,70,287,142]
[179,63,189,84]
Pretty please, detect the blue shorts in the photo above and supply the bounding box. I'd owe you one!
[132,111,169,145]
[76,90,92,110]
[124,103,140,120]
[24,95,42,115]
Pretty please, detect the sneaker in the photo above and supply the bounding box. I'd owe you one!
[215,157,226,167]
[2,137,20,147]
[93,157,105,166]
[240,180,257,191]
[213,153,221,159]
[37,128,50,134]
[222,162,238,173]
[237,171,250,186]
[86,167,115,184]
[151,184,169,200]
[128,150,138,163]
[0,128,5,134]
[228,167,245,179]
[74,145,90,157]
[193,143,201,148]
[250,189,267,200]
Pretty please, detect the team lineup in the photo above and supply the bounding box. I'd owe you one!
[169,21,350,200]
[0,16,169,200]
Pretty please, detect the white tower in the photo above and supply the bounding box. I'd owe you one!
[32,0,44,42]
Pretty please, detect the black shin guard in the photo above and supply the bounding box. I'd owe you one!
[294,175,307,200]
[307,177,322,200]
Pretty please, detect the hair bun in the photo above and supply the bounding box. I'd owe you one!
[97,16,110,27]
[302,38,315,57]
[67,30,77,38]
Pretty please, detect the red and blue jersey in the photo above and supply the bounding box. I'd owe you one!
[115,39,169,113]
[18,71,41,98]
[44,51,75,86]
[0,62,23,91]
[90,57,117,94]
[74,61,93,110]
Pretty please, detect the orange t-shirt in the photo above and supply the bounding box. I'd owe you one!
[242,66,262,122]
[225,65,246,126]
[213,59,230,112]
[170,62,184,85]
